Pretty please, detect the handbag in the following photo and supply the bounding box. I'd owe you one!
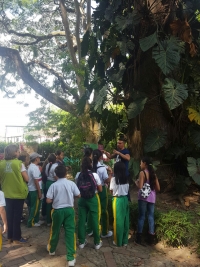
[140,171,151,198]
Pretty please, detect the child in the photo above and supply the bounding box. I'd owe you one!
[88,149,112,238]
[77,157,103,250]
[135,157,160,244]
[0,190,7,251]
[27,152,44,227]
[110,161,129,247]
[45,154,58,225]
[46,165,80,267]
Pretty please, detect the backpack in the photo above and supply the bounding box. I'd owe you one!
[77,171,97,199]
[140,171,151,198]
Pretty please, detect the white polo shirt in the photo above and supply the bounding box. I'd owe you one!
[28,163,42,191]
[46,178,80,209]
[45,163,58,182]
[110,177,129,196]
[96,162,108,186]
[0,191,5,207]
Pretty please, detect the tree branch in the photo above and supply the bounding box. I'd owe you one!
[87,0,91,31]
[0,46,75,113]
[27,60,79,102]
[74,0,81,61]
[59,0,78,67]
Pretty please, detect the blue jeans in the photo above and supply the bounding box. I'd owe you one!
[137,200,155,234]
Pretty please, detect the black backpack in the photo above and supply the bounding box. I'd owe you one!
[77,171,97,199]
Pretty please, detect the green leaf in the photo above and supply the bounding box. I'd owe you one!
[162,78,188,110]
[115,11,140,31]
[189,127,200,147]
[94,85,108,113]
[127,97,147,119]
[187,157,200,185]
[117,39,134,56]
[81,30,90,57]
[139,32,158,52]
[152,38,183,75]
[144,129,167,153]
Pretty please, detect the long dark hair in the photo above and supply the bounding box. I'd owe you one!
[141,157,156,190]
[92,149,102,172]
[84,148,93,158]
[47,153,57,175]
[81,156,93,179]
[114,162,128,185]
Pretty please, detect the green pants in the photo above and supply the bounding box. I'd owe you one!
[47,208,76,261]
[87,186,109,236]
[27,190,42,227]
[46,180,55,224]
[78,194,101,245]
[112,196,129,246]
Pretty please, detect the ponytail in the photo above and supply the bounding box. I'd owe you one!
[92,149,102,173]
[141,157,156,190]
[47,153,56,175]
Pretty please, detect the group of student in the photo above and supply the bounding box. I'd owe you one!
[0,139,160,267]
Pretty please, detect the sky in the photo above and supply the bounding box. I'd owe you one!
[0,91,42,141]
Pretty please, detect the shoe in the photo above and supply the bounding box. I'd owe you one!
[113,241,117,246]
[21,216,25,223]
[135,233,142,245]
[79,240,88,249]
[13,238,28,244]
[123,244,127,247]
[38,220,44,225]
[101,231,113,238]
[68,259,76,266]
[95,241,103,250]
[33,223,41,227]
[87,231,93,236]
[46,244,55,255]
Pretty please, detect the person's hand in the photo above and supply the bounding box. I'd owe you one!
[2,223,8,234]
[113,149,120,155]
[38,192,42,199]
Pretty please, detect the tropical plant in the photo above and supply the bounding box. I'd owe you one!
[80,0,200,188]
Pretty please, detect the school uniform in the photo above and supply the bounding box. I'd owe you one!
[47,178,80,261]
[87,163,109,236]
[0,190,6,251]
[27,163,42,227]
[110,177,129,246]
[77,172,102,245]
[45,163,58,224]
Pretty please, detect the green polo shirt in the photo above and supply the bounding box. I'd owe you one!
[0,159,28,199]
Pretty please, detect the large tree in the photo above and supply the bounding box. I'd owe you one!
[81,0,200,186]
[0,0,103,142]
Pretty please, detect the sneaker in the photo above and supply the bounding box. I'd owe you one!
[79,240,88,249]
[95,241,103,250]
[123,244,128,247]
[13,238,28,244]
[33,223,41,227]
[87,231,93,236]
[68,259,76,266]
[46,245,55,255]
[113,241,117,246]
[101,231,113,238]
[38,220,44,225]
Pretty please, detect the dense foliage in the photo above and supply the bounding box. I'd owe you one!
[80,0,200,187]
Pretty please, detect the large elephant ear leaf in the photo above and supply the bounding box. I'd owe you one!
[189,127,200,147]
[127,97,147,119]
[152,38,182,75]
[187,157,200,185]
[188,108,200,125]
[144,129,167,153]
[139,31,158,52]
[162,78,188,110]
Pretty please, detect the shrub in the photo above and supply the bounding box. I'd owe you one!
[156,210,195,247]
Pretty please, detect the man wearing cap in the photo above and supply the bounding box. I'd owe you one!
[27,153,44,227]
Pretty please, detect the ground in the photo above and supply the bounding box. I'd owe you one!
[1,215,200,267]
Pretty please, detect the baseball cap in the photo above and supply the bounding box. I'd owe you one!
[30,152,42,161]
